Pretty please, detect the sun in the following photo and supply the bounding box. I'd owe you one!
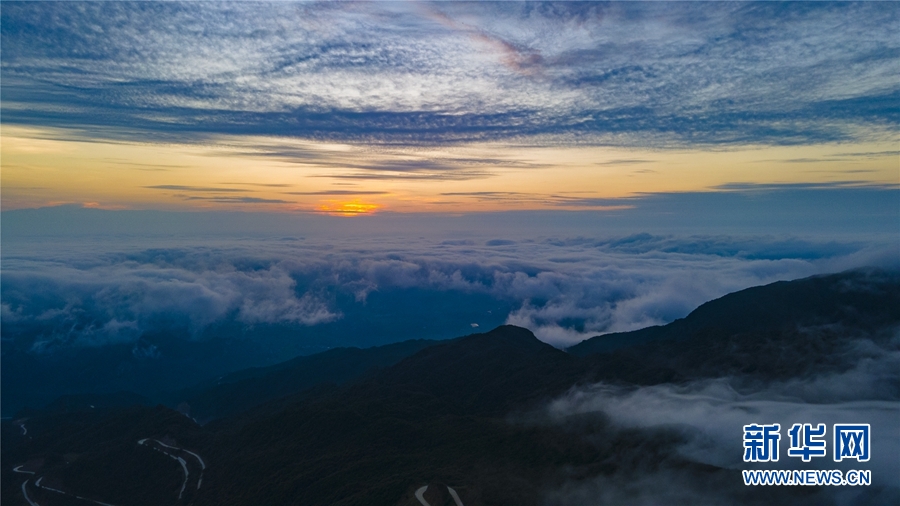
[316,200,380,216]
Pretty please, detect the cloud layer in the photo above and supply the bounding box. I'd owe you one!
[543,331,900,505]
[3,226,896,351]
[2,2,897,146]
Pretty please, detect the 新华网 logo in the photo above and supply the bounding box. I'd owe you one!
[743,423,871,462]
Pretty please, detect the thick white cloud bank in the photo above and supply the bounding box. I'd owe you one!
[543,332,900,505]
[2,212,896,351]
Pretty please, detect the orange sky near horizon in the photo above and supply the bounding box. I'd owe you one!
[2,125,897,215]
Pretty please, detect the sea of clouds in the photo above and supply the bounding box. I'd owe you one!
[3,224,896,352]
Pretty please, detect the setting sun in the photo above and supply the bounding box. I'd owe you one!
[316,200,380,216]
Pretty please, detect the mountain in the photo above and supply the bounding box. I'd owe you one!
[0,328,331,417]
[568,268,899,356]
[169,339,440,422]
[2,405,206,506]
[195,326,593,506]
[3,269,898,506]
[566,269,900,388]
[17,391,152,417]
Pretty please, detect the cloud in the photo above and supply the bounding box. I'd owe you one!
[543,332,900,504]
[220,182,295,188]
[284,190,388,196]
[441,192,526,196]
[145,185,250,192]
[301,154,549,181]
[712,182,897,191]
[182,196,293,204]
[833,150,900,158]
[434,192,622,208]
[2,2,897,146]
[2,219,896,351]
[595,159,655,166]
[203,138,542,182]
[314,170,494,181]
[1,250,341,351]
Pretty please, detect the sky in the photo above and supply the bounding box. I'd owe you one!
[1,1,897,213]
[1,1,898,353]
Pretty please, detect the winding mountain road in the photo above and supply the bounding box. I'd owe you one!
[145,438,206,488]
[447,487,465,506]
[414,485,465,506]
[33,476,118,506]
[10,437,202,506]
[14,465,117,506]
[14,464,39,506]
[20,480,39,506]
[137,438,206,498]
[414,486,429,505]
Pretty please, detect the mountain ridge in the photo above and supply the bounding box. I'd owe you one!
[568,267,899,356]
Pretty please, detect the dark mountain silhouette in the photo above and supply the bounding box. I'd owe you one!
[359,325,582,414]
[569,268,899,356]
[196,325,594,506]
[3,269,898,506]
[2,405,205,506]
[569,269,900,387]
[170,339,439,422]
[30,391,152,415]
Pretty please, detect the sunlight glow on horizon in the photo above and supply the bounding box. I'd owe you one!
[2,125,897,214]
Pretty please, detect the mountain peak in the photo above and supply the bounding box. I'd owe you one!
[348,325,576,416]
[457,324,553,351]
